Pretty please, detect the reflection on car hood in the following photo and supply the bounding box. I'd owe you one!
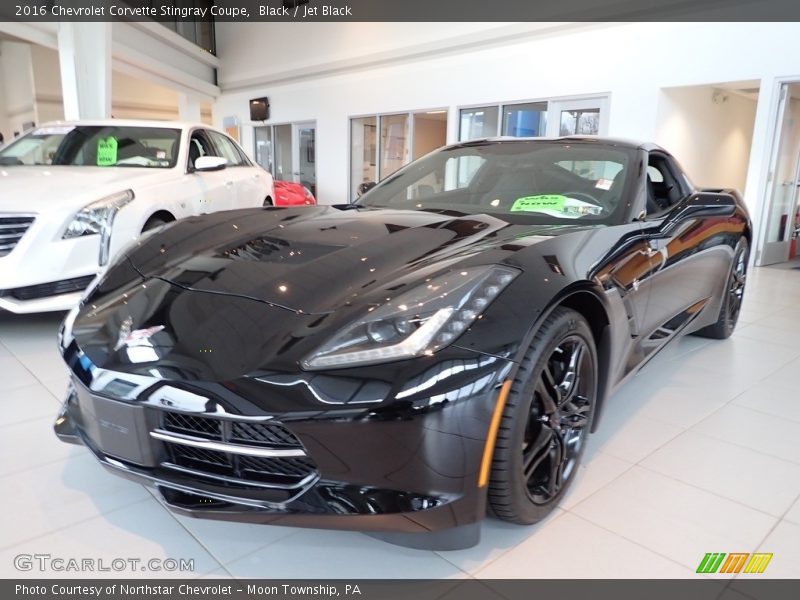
[120,205,579,315]
[74,205,598,380]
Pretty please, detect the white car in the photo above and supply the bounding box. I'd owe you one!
[0,120,274,313]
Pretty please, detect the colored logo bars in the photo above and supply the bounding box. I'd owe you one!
[696,552,773,574]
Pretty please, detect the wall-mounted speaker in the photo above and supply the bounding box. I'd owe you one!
[249,97,270,121]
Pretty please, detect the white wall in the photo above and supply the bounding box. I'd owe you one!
[216,22,519,89]
[0,41,36,136]
[655,86,757,193]
[213,21,800,222]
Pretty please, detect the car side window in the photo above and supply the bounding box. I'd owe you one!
[187,131,215,171]
[208,131,247,167]
[645,154,689,217]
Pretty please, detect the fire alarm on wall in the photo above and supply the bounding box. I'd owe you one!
[249,97,270,121]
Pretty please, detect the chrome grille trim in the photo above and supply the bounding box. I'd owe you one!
[0,213,36,257]
[150,429,307,458]
[160,462,316,490]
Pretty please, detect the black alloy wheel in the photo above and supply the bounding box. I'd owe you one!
[726,242,747,326]
[695,237,748,340]
[489,307,597,524]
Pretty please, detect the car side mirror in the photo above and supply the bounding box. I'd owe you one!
[666,191,737,223]
[357,181,376,197]
[193,156,228,172]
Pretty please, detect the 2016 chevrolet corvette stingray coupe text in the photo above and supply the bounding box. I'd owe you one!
[54,137,750,549]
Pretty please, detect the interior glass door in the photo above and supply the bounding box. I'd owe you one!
[758,83,800,265]
[294,121,316,198]
[253,126,273,172]
[350,117,377,201]
[274,124,293,182]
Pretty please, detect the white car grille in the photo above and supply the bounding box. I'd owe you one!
[0,214,36,257]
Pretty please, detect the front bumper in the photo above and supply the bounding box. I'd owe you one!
[55,345,512,549]
[0,275,97,313]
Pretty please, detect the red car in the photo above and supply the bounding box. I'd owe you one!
[272,180,316,206]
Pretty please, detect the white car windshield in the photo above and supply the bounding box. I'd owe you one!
[0,125,181,168]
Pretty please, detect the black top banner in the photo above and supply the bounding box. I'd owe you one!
[2,0,800,22]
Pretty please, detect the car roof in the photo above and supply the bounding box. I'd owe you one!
[36,119,211,131]
[449,135,664,152]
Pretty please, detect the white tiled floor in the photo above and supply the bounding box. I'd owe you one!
[1,266,799,579]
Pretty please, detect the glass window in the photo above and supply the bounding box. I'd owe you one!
[359,141,633,226]
[459,106,499,141]
[208,131,246,166]
[351,117,377,200]
[646,165,664,183]
[560,108,600,136]
[188,131,214,170]
[274,124,292,181]
[379,114,409,180]
[0,125,180,168]
[412,111,447,160]
[254,126,273,172]
[503,102,547,137]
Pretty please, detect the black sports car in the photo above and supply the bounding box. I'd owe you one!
[54,137,750,549]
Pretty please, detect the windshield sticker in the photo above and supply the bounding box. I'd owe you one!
[511,195,567,212]
[96,136,118,166]
[595,178,613,190]
[32,126,75,136]
[511,195,603,218]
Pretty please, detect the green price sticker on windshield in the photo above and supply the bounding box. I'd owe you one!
[96,136,118,166]
[511,195,567,212]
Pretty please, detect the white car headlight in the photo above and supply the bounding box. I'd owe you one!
[62,190,134,265]
[302,265,519,370]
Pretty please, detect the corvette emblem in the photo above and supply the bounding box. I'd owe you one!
[114,316,165,351]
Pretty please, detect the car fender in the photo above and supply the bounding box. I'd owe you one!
[502,279,622,434]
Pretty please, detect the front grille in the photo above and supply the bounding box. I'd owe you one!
[158,411,316,487]
[164,411,222,440]
[0,214,36,257]
[0,275,95,301]
[239,454,316,478]
[231,421,303,447]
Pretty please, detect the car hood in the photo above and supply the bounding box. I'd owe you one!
[121,205,570,314]
[70,206,587,380]
[0,166,171,212]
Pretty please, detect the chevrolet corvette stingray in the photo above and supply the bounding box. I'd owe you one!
[54,137,750,549]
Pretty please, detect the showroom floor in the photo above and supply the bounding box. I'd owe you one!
[1,266,799,580]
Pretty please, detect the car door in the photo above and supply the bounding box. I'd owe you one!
[186,129,234,213]
[207,131,267,209]
[637,151,733,353]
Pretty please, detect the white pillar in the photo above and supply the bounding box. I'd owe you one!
[178,93,202,122]
[57,22,111,120]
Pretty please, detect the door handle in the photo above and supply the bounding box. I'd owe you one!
[225,181,234,187]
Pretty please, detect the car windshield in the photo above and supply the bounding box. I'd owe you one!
[358,140,635,225]
[0,125,181,168]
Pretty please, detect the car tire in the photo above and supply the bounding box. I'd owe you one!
[693,237,748,340]
[488,307,597,524]
[263,196,273,207]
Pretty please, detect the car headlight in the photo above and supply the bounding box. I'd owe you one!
[302,265,519,370]
[62,190,134,265]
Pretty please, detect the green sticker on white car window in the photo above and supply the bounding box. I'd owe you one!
[96,136,118,166]
[510,195,567,212]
